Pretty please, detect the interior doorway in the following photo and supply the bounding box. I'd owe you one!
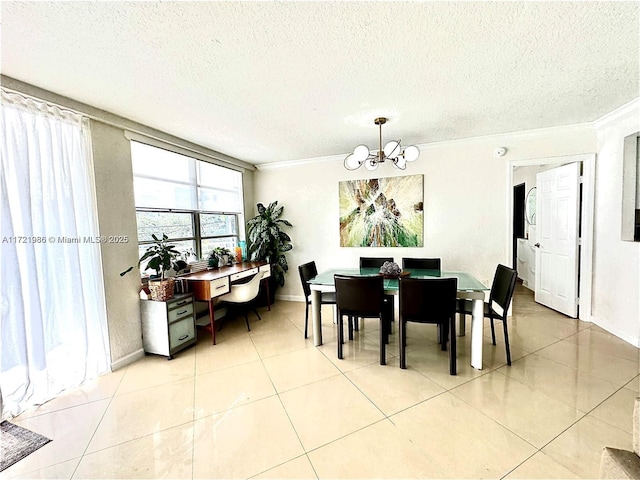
[512,183,525,269]
[507,153,595,322]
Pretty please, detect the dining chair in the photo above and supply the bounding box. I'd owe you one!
[401,257,442,272]
[359,257,395,334]
[298,261,336,339]
[399,276,458,375]
[457,264,517,365]
[359,257,394,269]
[217,271,266,332]
[334,274,389,365]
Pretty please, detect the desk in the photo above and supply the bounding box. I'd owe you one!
[308,268,489,370]
[181,261,271,344]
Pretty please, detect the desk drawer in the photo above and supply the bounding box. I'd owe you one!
[168,302,194,323]
[210,277,230,298]
[259,264,271,277]
[230,267,258,283]
[169,317,195,350]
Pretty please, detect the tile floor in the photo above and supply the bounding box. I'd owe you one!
[3,284,638,479]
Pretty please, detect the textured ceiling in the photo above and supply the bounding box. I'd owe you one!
[2,1,638,165]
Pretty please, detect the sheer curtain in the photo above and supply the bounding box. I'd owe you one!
[0,88,110,420]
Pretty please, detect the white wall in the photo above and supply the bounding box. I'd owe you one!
[592,100,640,346]
[91,121,144,368]
[254,125,596,302]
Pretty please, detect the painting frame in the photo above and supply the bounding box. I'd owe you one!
[339,174,424,247]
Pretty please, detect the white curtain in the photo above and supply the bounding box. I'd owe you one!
[0,89,110,420]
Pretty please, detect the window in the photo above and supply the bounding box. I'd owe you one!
[131,142,244,270]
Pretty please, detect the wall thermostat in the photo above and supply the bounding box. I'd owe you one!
[494,147,507,157]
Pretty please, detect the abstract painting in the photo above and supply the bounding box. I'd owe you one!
[339,174,424,247]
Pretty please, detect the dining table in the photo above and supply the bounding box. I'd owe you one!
[308,268,489,370]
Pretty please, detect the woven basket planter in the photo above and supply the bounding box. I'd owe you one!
[148,278,175,301]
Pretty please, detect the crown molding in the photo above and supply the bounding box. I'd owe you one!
[593,97,640,130]
[255,122,595,170]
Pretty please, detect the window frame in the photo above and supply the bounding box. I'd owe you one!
[131,141,245,265]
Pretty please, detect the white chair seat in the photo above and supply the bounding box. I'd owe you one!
[218,271,265,304]
[217,271,266,332]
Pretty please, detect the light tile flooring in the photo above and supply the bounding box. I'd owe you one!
[3,284,639,479]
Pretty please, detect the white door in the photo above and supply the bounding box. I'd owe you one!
[534,162,581,317]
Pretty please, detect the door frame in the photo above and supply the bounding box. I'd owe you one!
[506,153,595,322]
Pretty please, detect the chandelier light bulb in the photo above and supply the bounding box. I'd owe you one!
[403,145,420,162]
[344,153,361,170]
[383,140,401,159]
[353,144,370,162]
[364,158,378,171]
[394,156,407,170]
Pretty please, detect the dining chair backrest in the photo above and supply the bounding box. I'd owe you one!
[490,264,518,314]
[334,274,384,317]
[399,276,457,323]
[359,257,394,269]
[401,258,442,271]
[298,261,318,300]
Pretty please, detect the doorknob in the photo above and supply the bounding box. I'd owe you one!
[534,243,541,248]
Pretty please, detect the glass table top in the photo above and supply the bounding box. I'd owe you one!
[308,268,488,292]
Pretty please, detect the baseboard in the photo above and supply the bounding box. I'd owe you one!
[111,348,145,371]
[591,316,640,348]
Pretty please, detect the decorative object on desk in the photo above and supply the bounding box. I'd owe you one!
[120,233,181,301]
[344,117,420,171]
[247,201,293,288]
[0,421,52,472]
[339,174,423,247]
[378,261,409,279]
[238,240,247,260]
[209,247,232,269]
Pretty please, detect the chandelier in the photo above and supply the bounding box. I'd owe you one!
[344,117,420,171]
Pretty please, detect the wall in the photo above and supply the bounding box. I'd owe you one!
[90,121,145,368]
[592,100,640,346]
[254,125,596,302]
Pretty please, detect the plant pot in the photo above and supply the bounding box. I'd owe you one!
[148,278,175,301]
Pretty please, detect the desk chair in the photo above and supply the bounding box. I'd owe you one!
[217,271,266,332]
[401,257,441,273]
[334,274,389,365]
[457,264,517,365]
[298,261,336,339]
[399,276,458,375]
[359,257,394,335]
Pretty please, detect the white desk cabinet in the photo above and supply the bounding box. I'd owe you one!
[140,293,196,359]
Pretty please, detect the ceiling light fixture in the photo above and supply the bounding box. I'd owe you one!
[344,117,420,171]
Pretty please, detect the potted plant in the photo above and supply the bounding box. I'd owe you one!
[246,201,293,296]
[208,246,232,268]
[121,233,182,301]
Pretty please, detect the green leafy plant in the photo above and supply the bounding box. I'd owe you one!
[246,201,293,287]
[120,233,181,280]
[208,246,232,267]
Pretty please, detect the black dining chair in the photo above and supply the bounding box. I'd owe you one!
[401,257,442,273]
[399,276,458,375]
[359,257,395,334]
[334,274,389,365]
[298,261,336,339]
[457,264,517,365]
